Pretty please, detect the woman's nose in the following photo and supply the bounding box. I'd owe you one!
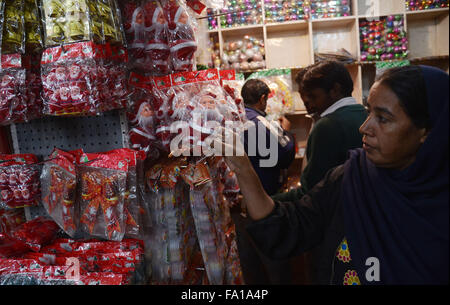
[359,116,372,136]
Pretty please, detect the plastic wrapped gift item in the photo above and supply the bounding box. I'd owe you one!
[0,233,31,258]
[40,0,89,47]
[189,184,225,285]
[0,207,26,235]
[0,154,41,209]
[119,0,146,68]
[167,69,247,156]
[95,44,130,113]
[127,72,166,156]
[405,0,449,10]
[24,0,43,53]
[10,217,61,252]
[41,149,78,238]
[77,152,128,241]
[96,0,124,44]
[40,42,103,116]
[162,0,198,73]
[143,0,171,75]
[1,0,26,54]
[0,66,27,125]
[101,148,146,240]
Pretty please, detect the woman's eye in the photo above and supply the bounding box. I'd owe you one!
[377,115,387,123]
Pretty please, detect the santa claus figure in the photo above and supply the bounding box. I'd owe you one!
[163,0,197,72]
[128,100,157,152]
[123,3,146,66]
[143,0,170,75]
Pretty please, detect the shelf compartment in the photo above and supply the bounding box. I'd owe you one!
[407,9,449,58]
[265,22,312,69]
[357,0,405,17]
[312,17,359,60]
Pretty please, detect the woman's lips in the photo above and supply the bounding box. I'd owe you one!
[363,142,375,151]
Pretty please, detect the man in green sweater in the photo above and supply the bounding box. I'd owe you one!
[272,61,367,203]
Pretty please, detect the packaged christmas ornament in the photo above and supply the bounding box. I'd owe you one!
[127,72,167,158]
[0,54,27,125]
[24,0,43,53]
[77,151,128,241]
[41,148,78,238]
[10,216,61,252]
[40,41,101,116]
[145,159,200,284]
[22,54,44,122]
[1,0,26,54]
[0,153,41,209]
[167,69,247,156]
[163,0,198,73]
[40,0,124,47]
[0,207,26,235]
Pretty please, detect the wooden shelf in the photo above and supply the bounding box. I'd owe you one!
[202,0,449,105]
[265,20,309,32]
[406,7,449,20]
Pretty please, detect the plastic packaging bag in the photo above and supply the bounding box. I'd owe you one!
[168,69,247,156]
[145,158,200,284]
[78,152,128,241]
[1,0,26,54]
[24,0,43,53]
[162,0,198,73]
[0,153,41,209]
[40,42,100,116]
[41,148,78,238]
[0,59,27,125]
[10,216,61,252]
[0,207,26,234]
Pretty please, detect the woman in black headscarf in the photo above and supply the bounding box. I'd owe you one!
[224,65,448,285]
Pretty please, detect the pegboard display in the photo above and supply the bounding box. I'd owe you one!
[10,110,129,160]
[8,110,129,221]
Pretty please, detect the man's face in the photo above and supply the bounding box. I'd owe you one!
[299,87,333,116]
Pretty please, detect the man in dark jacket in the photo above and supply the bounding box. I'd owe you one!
[231,78,296,285]
[241,79,296,196]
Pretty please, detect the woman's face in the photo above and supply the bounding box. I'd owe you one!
[359,82,428,170]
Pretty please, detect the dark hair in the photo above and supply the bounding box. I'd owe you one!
[241,79,270,105]
[376,65,430,130]
[296,61,354,97]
